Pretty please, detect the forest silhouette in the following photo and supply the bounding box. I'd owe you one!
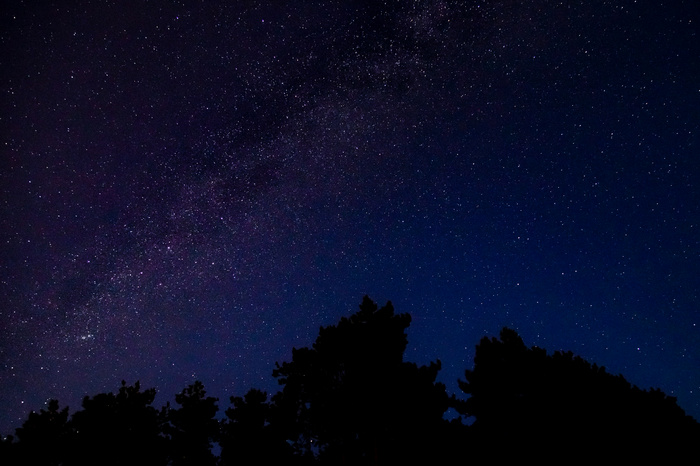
[2,296,698,464]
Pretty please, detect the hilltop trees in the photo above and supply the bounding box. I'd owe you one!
[68,380,167,465]
[165,381,219,466]
[270,296,452,464]
[457,327,700,461]
[1,296,698,465]
[219,388,296,465]
[6,398,70,465]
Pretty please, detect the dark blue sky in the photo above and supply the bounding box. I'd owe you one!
[2,0,699,434]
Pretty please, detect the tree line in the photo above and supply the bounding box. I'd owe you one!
[2,296,698,464]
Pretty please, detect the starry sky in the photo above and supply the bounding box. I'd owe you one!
[1,1,699,433]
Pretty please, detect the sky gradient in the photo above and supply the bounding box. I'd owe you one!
[1,0,699,434]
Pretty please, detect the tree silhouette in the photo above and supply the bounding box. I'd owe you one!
[457,327,700,462]
[271,296,452,464]
[164,381,219,466]
[6,399,70,465]
[68,380,167,466]
[2,300,698,464]
[219,388,297,465]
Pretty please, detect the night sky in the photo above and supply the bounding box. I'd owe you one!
[1,1,699,434]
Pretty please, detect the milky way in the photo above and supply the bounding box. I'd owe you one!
[2,1,699,432]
